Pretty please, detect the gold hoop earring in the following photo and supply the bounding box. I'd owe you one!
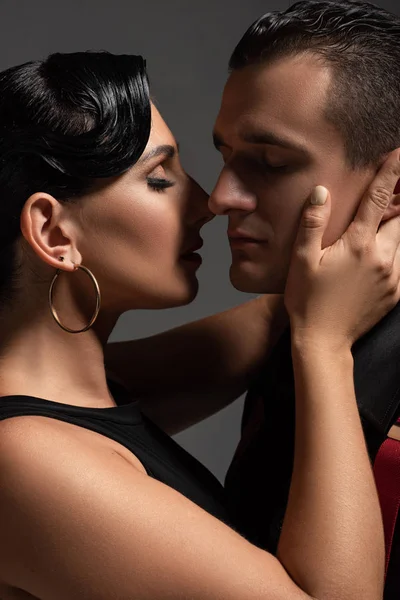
[48,264,101,334]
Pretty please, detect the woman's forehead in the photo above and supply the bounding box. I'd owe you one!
[149,102,176,147]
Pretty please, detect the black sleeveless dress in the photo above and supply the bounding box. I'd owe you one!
[0,379,230,525]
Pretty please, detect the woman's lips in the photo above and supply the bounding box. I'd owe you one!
[176,233,203,269]
[181,238,203,255]
[179,252,203,268]
[179,236,204,267]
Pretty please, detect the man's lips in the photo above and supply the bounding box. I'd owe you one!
[227,230,268,244]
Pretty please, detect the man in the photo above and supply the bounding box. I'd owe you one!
[208,1,400,598]
[105,1,400,596]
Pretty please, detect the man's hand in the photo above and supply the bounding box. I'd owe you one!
[285,149,400,349]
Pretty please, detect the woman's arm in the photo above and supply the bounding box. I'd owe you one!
[278,150,400,598]
[0,416,311,600]
[279,340,384,599]
[105,294,288,434]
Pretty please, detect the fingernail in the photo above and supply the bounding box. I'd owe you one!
[310,185,328,205]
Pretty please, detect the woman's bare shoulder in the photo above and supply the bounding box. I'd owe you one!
[0,411,306,600]
[0,413,146,475]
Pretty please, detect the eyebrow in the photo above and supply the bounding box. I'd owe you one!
[139,143,179,164]
[213,130,308,155]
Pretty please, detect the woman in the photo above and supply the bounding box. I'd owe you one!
[0,50,398,599]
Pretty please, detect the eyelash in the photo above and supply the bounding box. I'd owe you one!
[219,151,289,175]
[264,163,288,173]
[146,177,175,193]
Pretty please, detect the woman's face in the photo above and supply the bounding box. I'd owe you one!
[74,104,212,311]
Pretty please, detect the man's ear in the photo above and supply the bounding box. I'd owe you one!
[381,182,400,222]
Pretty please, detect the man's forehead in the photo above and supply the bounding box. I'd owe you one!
[219,55,331,116]
[214,56,335,149]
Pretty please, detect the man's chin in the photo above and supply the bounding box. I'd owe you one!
[229,264,286,294]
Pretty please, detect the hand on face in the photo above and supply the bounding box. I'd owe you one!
[284,149,400,349]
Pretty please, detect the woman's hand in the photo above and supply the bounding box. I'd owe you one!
[284,149,400,349]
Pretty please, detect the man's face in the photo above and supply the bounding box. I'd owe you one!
[209,53,377,293]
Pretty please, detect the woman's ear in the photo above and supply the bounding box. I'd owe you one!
[20,193,81,271]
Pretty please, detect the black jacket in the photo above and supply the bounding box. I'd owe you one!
[225,304,400,599]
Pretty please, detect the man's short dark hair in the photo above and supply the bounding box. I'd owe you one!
[230,0,400,168]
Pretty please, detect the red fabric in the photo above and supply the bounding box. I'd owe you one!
[373,418,400,577]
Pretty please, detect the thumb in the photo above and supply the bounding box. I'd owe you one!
[294,186,331,262]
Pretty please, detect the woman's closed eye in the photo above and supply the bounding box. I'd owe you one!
[147,176,175,192]
[146,164,176,193]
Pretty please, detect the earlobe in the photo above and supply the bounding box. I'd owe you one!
[20,192,78,271]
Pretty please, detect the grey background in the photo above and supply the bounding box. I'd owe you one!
[0,0,398,482]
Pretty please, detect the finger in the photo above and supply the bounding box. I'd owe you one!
[353,149,400,236]
[293,186,331,263]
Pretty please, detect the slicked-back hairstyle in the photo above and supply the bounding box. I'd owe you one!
[229,0,400,168]
[0,51,151,304]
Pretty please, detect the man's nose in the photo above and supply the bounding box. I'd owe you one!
[208,167,257,215]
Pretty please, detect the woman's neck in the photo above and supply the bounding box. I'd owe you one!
[0,304,120,409]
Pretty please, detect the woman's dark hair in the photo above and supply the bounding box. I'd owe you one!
[0,51,151,304]
[229,0,400,168]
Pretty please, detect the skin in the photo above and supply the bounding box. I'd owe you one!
[210,52,393,293]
